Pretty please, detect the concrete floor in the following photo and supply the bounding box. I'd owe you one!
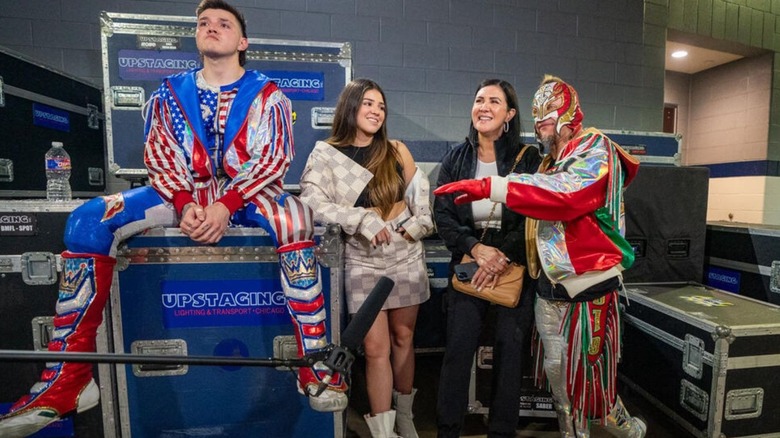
[344,353,697,438]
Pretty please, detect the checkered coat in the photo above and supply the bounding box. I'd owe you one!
[300,141,434,311]
[299,141,433,241]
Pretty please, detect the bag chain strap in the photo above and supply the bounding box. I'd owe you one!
[478,144,530,243]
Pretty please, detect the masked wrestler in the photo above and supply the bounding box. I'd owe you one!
[0,1,345,436]
[435,75,646,438]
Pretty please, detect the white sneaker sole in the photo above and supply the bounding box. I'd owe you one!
[305,386,348,412]
[0,379,100,438]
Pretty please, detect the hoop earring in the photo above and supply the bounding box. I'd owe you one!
[503,121,509,133]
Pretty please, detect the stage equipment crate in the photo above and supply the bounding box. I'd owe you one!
[414,240,450,352]
[0,47,106,198]
[467,310,556,419]
[110,226,345,438]
[623,165,709,284]
[0,200,114,437]
[619,282,780,438]
[99,12,351,188]
[705,222,780,305]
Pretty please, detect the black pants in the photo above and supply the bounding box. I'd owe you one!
[436,269,535,437]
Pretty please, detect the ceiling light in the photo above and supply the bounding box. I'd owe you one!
[671,50,688,58]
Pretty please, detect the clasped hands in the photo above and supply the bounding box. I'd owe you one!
[370,223,414,247]
[434,177,507,290]
[180,202,231,244]
[469,243,511,291]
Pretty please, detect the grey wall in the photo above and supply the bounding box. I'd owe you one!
[0,0,663,144]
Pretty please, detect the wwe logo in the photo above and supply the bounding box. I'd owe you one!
[280,247,317,288]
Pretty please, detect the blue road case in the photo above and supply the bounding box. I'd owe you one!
[109,226,344,438]
[99,12,351,188]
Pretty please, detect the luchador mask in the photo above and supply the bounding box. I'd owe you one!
[532,79,583,135]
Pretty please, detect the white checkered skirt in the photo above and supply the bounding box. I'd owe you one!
[343,210,430,313]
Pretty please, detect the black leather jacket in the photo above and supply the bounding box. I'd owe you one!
[434,136,542,267]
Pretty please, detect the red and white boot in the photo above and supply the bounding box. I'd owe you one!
[0,252,115,438]
[279,242,348,412]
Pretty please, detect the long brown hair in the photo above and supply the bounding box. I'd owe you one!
[328,79,404,219]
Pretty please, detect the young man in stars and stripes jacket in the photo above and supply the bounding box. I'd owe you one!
[0,1,345,436]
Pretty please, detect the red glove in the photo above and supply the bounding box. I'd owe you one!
[433,177,491,205]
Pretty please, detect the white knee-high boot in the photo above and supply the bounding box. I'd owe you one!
[392,389,418,438]
[364,411,401,438]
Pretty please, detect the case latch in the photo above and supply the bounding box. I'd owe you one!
[273,335,298,370]
[725,388,763,420]
[88,167,104,186]
[682,334,705,379]
[131,339,188,377]
[0,257,13,273]
[87,103,99,129]
[315,224,343,268]
[476,346,493,369]
[311,107,335,129]
[21,252,58,285]
[110,86,145,109]
[680,379,709,421]
[0,158,13,182]
[770,261,780,295]
[31,316,55,351]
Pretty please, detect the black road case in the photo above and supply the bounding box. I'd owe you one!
[414,240,450,352]
[705,222,780,305]
[0,47,106,198]
[619,282,780,438]
[468,308,556,419]
[623,165,709,284]
[0,200,114,437]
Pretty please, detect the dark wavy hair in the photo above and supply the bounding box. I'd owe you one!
[196,0,248,66]
[328,78,404,219]
[467,78,522,145]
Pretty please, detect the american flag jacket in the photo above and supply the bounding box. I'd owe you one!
[143,69,294,215]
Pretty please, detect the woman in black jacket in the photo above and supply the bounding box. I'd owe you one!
[434,78,541,437]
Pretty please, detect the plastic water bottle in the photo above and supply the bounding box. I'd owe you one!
[45,141,72,201]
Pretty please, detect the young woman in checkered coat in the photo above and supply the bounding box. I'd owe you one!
[301,78,434,437]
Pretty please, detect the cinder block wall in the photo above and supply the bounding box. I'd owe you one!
[0,0,663,141]
[7,0,780,224]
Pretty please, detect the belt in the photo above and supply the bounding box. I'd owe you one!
[474,220,501,230]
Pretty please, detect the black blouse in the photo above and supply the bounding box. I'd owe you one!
[338,145,404,208]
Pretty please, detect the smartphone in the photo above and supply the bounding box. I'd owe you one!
[454,262,479,282]
[395,217,410,232]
